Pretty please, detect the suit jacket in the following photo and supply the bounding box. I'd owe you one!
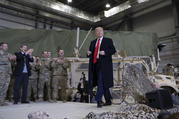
[13,52,34,76]
[88,37,116,88]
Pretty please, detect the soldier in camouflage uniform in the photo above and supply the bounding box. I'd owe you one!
[51,50,69,102]
[38,51,52,102]
[0,42,16,105]
[163,64,175,76]
[47,52,51,58]
[6,59,16,101]
[28,56,40,101]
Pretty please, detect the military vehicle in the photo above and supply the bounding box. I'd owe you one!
[66,55,178,94]
[65,54,179,104]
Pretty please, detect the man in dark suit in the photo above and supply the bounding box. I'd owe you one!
[13,45,34,104]
[88,27,116,108]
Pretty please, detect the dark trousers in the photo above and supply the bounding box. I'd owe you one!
[13,73,29,102]
[94,62,111,103]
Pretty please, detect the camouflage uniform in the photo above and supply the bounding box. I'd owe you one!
[38,58,52,101]
[0,50,12,105]
[6,60,16,101]
[163,64,175,76]
[51,58,69,101]
[168,66,174,76]
[28,62,39,101]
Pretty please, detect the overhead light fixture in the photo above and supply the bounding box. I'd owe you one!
[106,3,110,8]
[67,0,72,3]
[104,1,131,17]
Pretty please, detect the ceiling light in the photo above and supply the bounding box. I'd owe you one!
[104,1,131,17]
[67,0,72,3]
[106,3,110,8]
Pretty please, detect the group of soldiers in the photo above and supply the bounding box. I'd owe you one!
[0,42,70,105]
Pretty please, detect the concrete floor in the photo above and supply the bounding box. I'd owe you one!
[0,101,120,119]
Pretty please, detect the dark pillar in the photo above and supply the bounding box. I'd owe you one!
[50,21,53,29]
[35,11,39,29]
[43,19,46,29]
[124,15,133,31]
[172,0,179,36]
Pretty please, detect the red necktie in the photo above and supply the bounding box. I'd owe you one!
[93,38,100,64]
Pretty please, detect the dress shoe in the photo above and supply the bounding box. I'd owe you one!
[97,101,102,108]
[103,101,112,106]
[100,101,104,105]
[21,101,30,104]
[14,101,18,104]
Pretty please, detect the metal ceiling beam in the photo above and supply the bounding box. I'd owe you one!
[0,0,94,29]
[100,0,171,29]
[0,0,76,28]
[0,0,36,16]
[8,0,101,22]
[132,0,171,18]
[0,0,172,30]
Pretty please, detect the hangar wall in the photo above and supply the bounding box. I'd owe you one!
[0,12,34,29]
[133,5,175,38]
[0,10,63,30]
[132,4,179,72]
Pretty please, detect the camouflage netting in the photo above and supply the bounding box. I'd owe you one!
[85,103,179,119]
[0,29,158,57]
[84,63,179,119]
[111,63,156,105]
[121,63,156,104]
[28,111,52,119]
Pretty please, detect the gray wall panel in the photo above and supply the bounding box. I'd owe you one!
[133,4,179,73]
[133,6,175,37]
[158,38,179,72]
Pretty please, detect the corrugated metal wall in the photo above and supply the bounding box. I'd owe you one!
[158,36,179,73]
[0,7,63,30]
[133,3,179,73]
